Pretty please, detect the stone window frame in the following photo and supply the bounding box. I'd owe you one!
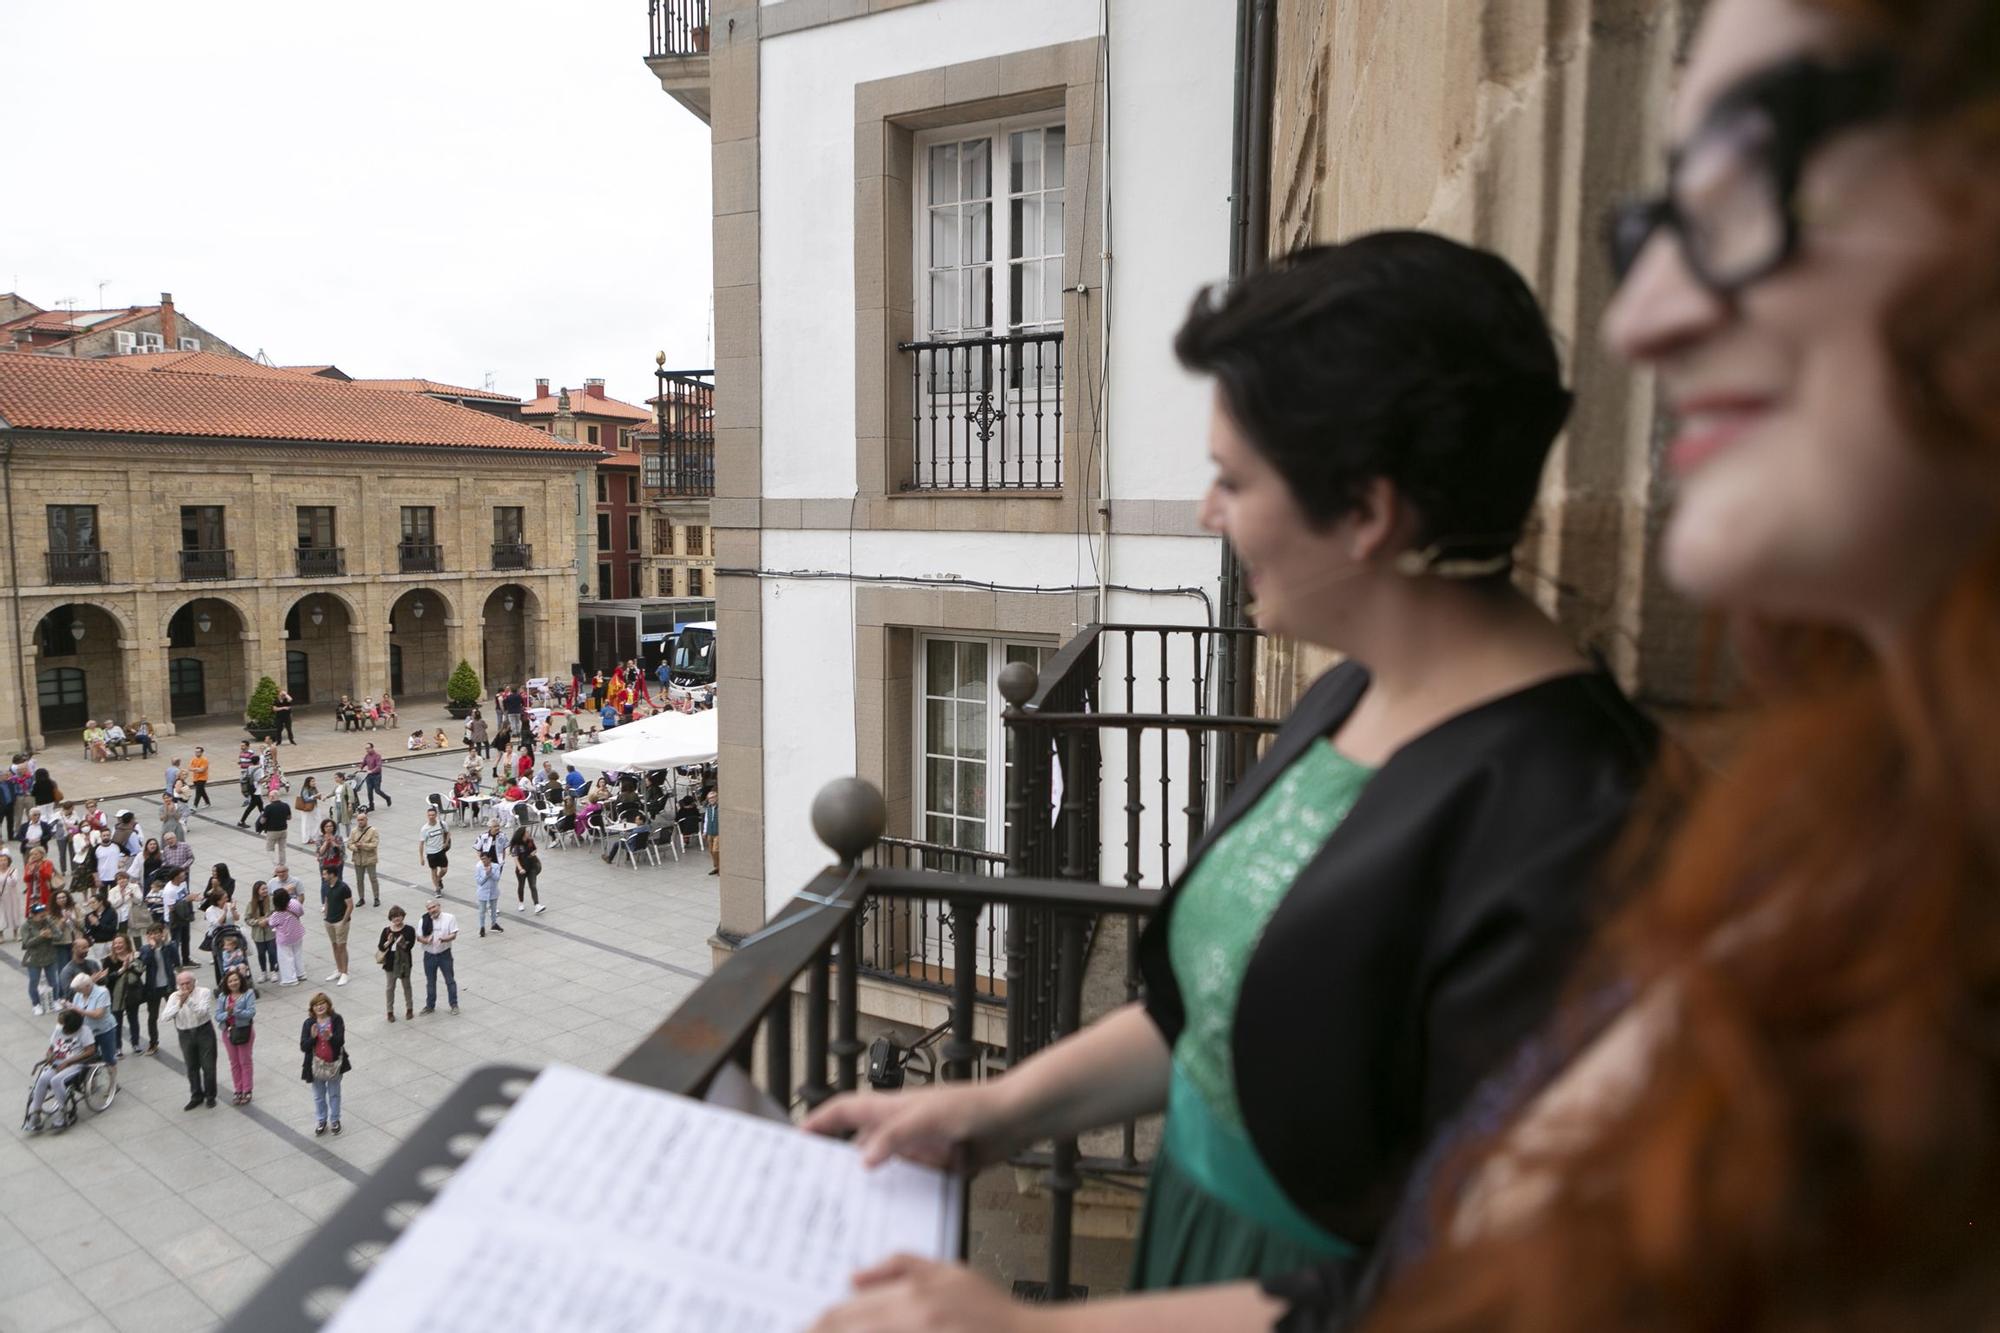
[854,38,1103,532]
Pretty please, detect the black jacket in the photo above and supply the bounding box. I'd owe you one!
[299,1013,352,1081]
[1138,663,1656,1256]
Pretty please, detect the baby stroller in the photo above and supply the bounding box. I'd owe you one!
[207,922,251,989]
[23,1048,115,1133]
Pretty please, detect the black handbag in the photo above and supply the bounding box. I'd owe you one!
[229,1022,252,1046]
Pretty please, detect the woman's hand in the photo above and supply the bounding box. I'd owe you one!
[801,1082,1016,1172]
[808,1256,1043,1333]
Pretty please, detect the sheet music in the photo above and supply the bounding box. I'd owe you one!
[328,1064,962,1333]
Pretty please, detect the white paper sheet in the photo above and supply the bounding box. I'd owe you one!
[327,1064,962,1333]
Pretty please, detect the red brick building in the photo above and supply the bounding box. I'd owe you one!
[522,378,653,599]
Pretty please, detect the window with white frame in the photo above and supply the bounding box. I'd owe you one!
[917,636,1053,855]
[178,336,201,352]
[918,118,1066,345]
[137,331,165,351]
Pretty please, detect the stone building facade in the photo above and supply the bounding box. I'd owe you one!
[0,354,597,753]
[1255,0,1710,716]
[2,291,249,360]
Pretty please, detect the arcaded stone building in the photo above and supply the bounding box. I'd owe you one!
[0,352,598,752]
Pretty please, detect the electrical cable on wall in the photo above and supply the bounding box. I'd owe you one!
[713,566,1215,629]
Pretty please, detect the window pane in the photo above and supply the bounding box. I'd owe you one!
[958,702,986,759]
[1012,262,1034,327]
[967,267,990,333]
[956,762,985,817]
[963,138,990,199]
[925,640,956,697]
[927,758,955,814]
[1012,198,1040,260]
[1046,127,1066,187]
[1010,130,1037,192]
[965,201,990,264]
[929,273,958,334]
[1044,198,1064,258]
[931,206,959,268]
[925,698,954,753]
[1044,262,1063,329]
[929,143,958,204]
[927,814,954,846]
[957,641,987,698]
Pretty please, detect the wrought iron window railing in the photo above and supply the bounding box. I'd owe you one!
[294,546,345,578]
[46,549,108,584]
[899,330,1063,491]
[647,0,710,57]
[177,548,234,581]
[491,542,532,570]
[650,368,716,497]
[397,543,442,574]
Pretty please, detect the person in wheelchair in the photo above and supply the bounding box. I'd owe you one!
[23,1009,94,1132]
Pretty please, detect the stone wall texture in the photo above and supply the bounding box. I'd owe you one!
[1257,0,1710,715]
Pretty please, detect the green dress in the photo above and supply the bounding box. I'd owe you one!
[1131,740,1374,1289]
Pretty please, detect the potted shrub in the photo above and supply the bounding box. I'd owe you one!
[244,676,283,742]
[446,660,482,719]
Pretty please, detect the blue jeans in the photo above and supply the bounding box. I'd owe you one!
[423,949,457,1009]
[93,1028,118,1065]
[26,963,60,1007]
[312,1075,343,1125]
[477,898,500,930]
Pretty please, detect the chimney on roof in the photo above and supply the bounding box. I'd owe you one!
[584,378,606,400]
[535,377,550,400]
[158,293,179,349]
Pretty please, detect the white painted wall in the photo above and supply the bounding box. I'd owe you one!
[760,0,1100,499]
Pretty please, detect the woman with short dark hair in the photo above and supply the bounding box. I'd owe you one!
[809,233,1658,1307]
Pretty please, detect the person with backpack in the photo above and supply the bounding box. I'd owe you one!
[255,794,291,861]
[236,748,265,828]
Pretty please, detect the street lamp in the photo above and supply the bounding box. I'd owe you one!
[502,593,516,612]
[69,620,84,643]
[195,610,212,635]
[411,601,426,621]
[310,602,325,627]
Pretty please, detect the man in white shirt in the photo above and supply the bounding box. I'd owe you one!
[92,830,126,891]
[417,899,459,1015]
[160,970,218,1109]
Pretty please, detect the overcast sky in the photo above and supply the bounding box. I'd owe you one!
[2,0,712,408]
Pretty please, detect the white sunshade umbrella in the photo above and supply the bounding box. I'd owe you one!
[563,707,718,777]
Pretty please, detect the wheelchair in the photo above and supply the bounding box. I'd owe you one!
[22,1052,116,1133]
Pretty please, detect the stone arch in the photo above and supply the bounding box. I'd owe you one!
[159,596,253,719]
[156,589,258,643]
[387,587,454,697]
[479,582,542,692]
[30,603,133,733]
[282,590,360,705]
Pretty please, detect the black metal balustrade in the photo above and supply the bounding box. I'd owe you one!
[651,367,715,497]
[293,546,345,578]
[899,331,1063,490]
[647,0,710,57]
[398,543,442,574]
[491,542,532,570]
[224,621,1272,1324]
[860,837,1007,999]
[45,549,108,584]
[177,548,234,581]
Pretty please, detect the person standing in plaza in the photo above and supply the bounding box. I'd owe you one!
[322,869,354,987]
[162,867,195,961]
[216,968,257,1105]
[157,791,185,846]
[417,808,451,894]
[0,849,20,943]
[295,775,321,818]
[472,815,505,864]
[245,880,279,983]
[134,925,174,1054]
[300,992,349,1135]
[162,969,216,1108]
[236,750,265,828]
[22,903,62,1014]
[378,906,416,1022]
[256,792,291,861]
[158,832,194,892]
[309,817,345,888]
[104,934,145,1055]
[328,771,355,840]
[417,898,459,1015]
[23,845,56,916]
[473,849,503,938]
[508,824,543,914]
[187,746,211,807]
[349,811,381,908]
[163,755,181,803]
[273,687,295,746]
[359,742,390,810]
[467,709,489,760]
[702,785,720,876]
[270,885,306,986]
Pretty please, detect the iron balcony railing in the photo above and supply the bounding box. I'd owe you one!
[398,542,442,574]
[650,368,716,497]
[491,541,532,570]
[899,330,1063,491]
[860,837,1007,999]
[178,548,234,581]
[647,0,710,58]
[45,549,108,584]
[294,546,345,578]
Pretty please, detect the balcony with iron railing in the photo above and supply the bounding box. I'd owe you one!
[226,620,1270,1325]
[45,549,108,584]
[397,542,442,574]
[644,0,712,123]
[491,541,532,570]
[898,330,1064,491]
[649,366,716,498]
[294,546,346,578]
[178,548,234,581]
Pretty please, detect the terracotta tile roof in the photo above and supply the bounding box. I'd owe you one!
[351,378,521,402]
[282,365,351,380]
[0,354,600,453]
[598,448,644,469]
[93,350,318,379]
[519,389,654,422]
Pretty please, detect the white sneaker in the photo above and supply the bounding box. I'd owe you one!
[515,903,526,912]
[335,974,349,986]
[324,971,340,981]
[31,1003,43,1016]
[533,904,546,914]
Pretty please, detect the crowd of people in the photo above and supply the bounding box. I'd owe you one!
[13,726,721,1139]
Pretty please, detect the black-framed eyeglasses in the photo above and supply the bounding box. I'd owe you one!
[1607,55,1896,296]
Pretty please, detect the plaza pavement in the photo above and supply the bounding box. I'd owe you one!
[0,750,718,1333]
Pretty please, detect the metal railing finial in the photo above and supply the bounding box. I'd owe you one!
[811,777,887,868]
